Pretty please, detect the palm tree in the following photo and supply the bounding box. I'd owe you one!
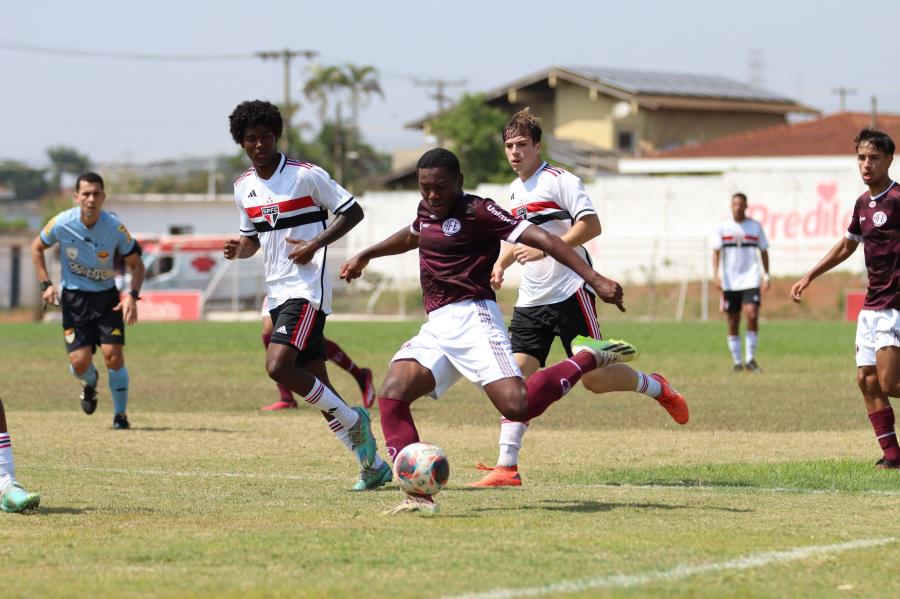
[302,64,349,126]
[342,64,384,131]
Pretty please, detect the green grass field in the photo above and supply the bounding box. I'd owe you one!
[2,320,898,598]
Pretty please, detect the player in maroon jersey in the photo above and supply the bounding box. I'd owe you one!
[340,148,638,514]
[791,128,900,469]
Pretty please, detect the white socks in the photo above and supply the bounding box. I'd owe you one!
[745,331,758,362]
[727,335,742,365]
[635,371,662,398]
[497,419,528,467]
[301,379,359,431]
[0,433,14,493]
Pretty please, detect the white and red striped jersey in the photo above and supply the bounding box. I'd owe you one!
[234,154,355,313]
[712,218,769,291]
[508,161,597,307]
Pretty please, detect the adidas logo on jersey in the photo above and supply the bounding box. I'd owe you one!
[248,190,257,198]
[276,325,288,334]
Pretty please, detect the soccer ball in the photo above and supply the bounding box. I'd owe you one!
[393,442,450,496]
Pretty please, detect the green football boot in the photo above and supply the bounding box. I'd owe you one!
[351,461,393,491]
[347,407,377,469]
[1,483,41,513]
[571,335,639,367]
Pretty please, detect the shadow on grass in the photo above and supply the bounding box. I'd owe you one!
[602,479,759,489]
[125,427,241,434]
[473,499,752,514]
[31,506,96,515]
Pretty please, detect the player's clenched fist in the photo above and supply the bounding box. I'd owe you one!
[340,256,368,283]
[223,238,240,260]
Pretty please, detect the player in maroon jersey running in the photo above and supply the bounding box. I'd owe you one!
[340,148,638,514]
[791,128,900,469]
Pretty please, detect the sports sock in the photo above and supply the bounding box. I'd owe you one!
[70,362,98,388]
[331,424,386,469]
[324,339,365,384]
[497,418,528,467]
[301,380,359,430]
[378,397,419,461]
[262,334,294,402]
[727,335,742,365]
[745,331,758,362]
[868,406,900,462]
[0,433,14,492]
[635,371,662,398]
[524,351,596,420]
[108,366,129,415]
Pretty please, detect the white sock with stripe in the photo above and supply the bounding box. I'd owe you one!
[0,433,15,493]
[497,419,528,467]
[300,379,359,431]
[727,335,742,365]
[745,331,758,362]
[634,371,662,398]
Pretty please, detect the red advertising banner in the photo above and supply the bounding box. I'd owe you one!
[124,291,203,321]
[844,290,866,323]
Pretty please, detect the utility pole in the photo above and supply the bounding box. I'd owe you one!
[831,86,857,113]
[871,95,879,129]
[256,48,319,151]
[747,49,765,88]
[414,78,466,114]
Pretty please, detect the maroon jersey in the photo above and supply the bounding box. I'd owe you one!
[846,180,900,309]
[412,193,531,313]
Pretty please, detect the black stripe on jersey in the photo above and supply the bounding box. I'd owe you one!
[721,242,759,248]
[528,210,572,225]
[334,196,355,214]
[252,210,327,232]
[319,243,327,311]
[572,208,596,221]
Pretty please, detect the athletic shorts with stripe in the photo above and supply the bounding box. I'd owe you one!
[391,299,523,399]
[721,288,761,314]
[61,287,126,353]
[268,298,327,366]
[509,287,601,367]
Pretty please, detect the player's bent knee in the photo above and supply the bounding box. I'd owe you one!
[265,355,291,384]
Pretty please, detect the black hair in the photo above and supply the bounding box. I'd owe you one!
[75,171,104,192]
[228,100,283,144]
[854,128,895,155]
[732,192,748,203]
[416,148,461,177]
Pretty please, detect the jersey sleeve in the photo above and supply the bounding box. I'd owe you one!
[846,199,863,242]
[115,221,138,255]
[559,171,596,222]
[710,223,723,250]
[309,167,355,215]
[475,198,531,243]
[756,221,769,250]
[39,215,60,246]
[234,187,257,237]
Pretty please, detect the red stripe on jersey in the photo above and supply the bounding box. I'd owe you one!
[722,235,734,241]
[285,160,313,170]
[244,195,315,218]
[541,164,563,177]
[744,235,759,241]
[524,200,563,213]
[234,168,255,184]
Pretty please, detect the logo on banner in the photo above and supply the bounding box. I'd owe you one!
[442,218,461,236]
[262,205,280,227]
[873,211,887,227]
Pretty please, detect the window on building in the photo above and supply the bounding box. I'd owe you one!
[617,131,634,153]
[169,225,193,235]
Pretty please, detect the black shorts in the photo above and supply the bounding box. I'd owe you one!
[722,288,761,314]
[61,288,125,353]
[509,288,602,366]
[268,298,327,367]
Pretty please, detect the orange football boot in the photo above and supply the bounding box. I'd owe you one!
[469,462,523,487]
[650,373,689,425]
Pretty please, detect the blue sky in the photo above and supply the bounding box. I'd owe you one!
[3,0,899,165]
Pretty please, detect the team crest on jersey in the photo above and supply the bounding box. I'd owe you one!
[97,251,110,264]
[872,211,887,226]
[514,206,527,219]
[64,328,75,344]
[442,218,461,236]
[262,205,280,227]
[66,247,78,260]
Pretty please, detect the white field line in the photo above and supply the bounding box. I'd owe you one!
[31,465,900,496]
[444,537,897,599]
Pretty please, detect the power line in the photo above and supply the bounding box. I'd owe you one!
[255,49,319,151]
[414,78,466,113]
[0,38,254,61]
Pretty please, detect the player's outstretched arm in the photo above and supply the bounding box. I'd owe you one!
[223,235,261,260]
[790,237,859,303]
[518,225,625,311]
[287,203,364,265]
[340,227,419,283]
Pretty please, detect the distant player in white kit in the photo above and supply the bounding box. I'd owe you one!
[472,108,688,488]
[224,100,390,491]
[712,193,771,372]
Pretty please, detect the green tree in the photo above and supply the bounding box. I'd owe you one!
[46,145,90,190]
[429,93,510,186]
[343,64,384,132]
[0,161,49,199]
[302,64,349,126]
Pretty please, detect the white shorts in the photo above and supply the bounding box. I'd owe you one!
[855,308,900,367]
[391,299,522,398]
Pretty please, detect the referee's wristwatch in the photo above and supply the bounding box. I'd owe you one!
[40,280,53,291]
[129,289,141,300]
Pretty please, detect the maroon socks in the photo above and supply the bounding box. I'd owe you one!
[869,406,900,462]
[524,351,597,420]
[378,397,419,461]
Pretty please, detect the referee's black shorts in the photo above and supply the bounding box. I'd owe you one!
[60,287,125,353]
